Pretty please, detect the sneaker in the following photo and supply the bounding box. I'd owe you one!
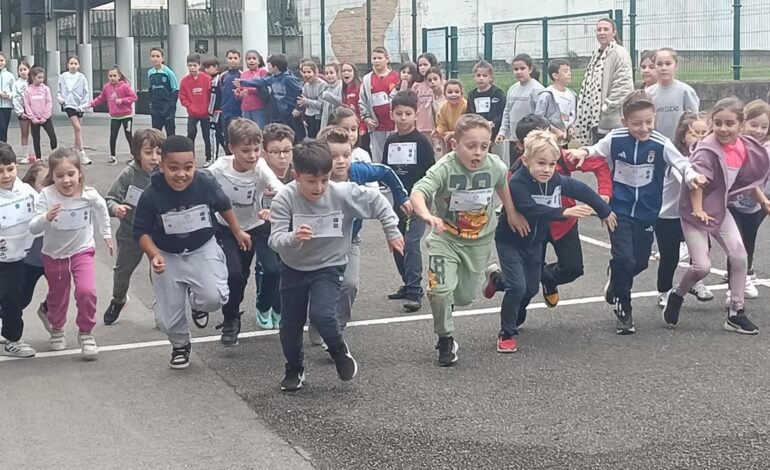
[482,263,501,299]
[436,336,459,367]
[79,151,93,165]
[4,340,36,358]
[191,309,209,328]
[255,308,273,330]
[271,310,281,330]
[107,156,118,166]
[724,310,759,335]
[603,266,614,305]
[745,279,759,299]
[613,302,635,335]
[542,283,559,308]
[218,313,242,347]
[37,301,52,333]
[387,286,407,300]
[662,291,684,327]
[689,281,714,302]
[403,294,422,313]
[650,250,661,261]
[657,292,667,309]
[329,341,358,381]
[280,367,306,392]
[308,324,324,346]
[103,298,127,325]
[17,157,29,165]
[78,333,99,360]
[49,330,66,351]
[496,334,518,353]
[169,342,191,369]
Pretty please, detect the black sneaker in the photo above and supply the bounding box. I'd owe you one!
[603,265,614,305]
[103,299,126,325]
[169,343,191,369]
[217,313,242,347]
[436,336,458,367]
[662,291,684,327]
[403,294,422,312]
[614,301,635,335]
[724,310,759,335]
[329,341,358,381]
[191,309,209,328]
[388,286,407,300]
[280,366,306,392]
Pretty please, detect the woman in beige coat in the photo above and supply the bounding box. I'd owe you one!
[575,18,634,145]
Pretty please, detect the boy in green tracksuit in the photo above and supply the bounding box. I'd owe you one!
[103,129,164,325]
[411,113,529,367]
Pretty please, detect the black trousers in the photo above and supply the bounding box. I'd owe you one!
[216,225,259,323]
[541,223,585,289]
[655,217,684,293]
[110,118,133,157]
[0,261,25,342]
[21,263,45,310]
[31,119,57,159]
[151,112,176,136]
[187,117,212,161]
[0,107,12,142]
[609,215,655,311]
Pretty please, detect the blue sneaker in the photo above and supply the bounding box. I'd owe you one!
[271,310,281,330]
[256,308,274,330]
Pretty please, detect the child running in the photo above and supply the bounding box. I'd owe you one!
[19,162,49,330]
[58,55,92,164]
[466,60,507,147]
[89,65,138,165]
[29,147,112,359]
[268,140,403,392]
[410,114,529,366]
[496,54,545,160]
[23,67,57,162]
[132,136,251,369]
[0,142,38,357]
[103,129,163,325]
[12,60,33,164]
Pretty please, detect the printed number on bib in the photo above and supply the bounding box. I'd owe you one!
[221,176,257,205]
[161,205,212,235]
[293,211,344,238]
[388,142,417,165]
[124,185,144,206]
[371,91,389,107]
[449,188,493,212]
[613,161,654,188]
[531,186,562,208]
[474,97,491,114]
[0,195,34,229]
[53,205,91,231]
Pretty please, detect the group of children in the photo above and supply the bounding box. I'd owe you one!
[0,44,769,395]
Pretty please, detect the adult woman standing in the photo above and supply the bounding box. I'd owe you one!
[575,18,634,145]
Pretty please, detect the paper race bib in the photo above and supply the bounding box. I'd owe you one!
[0,195,34,229]
[388,142,417,165]
[613,161,654,188]
[531,186,562,208]
[161,204,212,235]
[371,91,389,107]
[221,175,257,205]
[124,185,144,206]
[449,188,494,212]
[293,211,344,238]
[261,193,274,209]
[474,97,491,114]
[52,205,91,231]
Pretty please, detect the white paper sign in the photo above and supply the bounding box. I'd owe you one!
[124,185,144,206]
[474,97,491,114]
[0,195,34,229]
[449,188,494,212]
[531,186,562,208]
[388,142,417,165]
[613,161,654,188]
[371,91,389,107]
[293,211,344,238]
[261,193,274,209]
[221,176,257,205]
[52,205,91,231]
[161,204,212,235]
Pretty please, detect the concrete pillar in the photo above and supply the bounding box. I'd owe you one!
[168,0,188,118]
[1,0,11,54]
[77,44,92,97]
[19,2,33,60]
[76,0,92,98]
[242,0,269,55]
[167,0,187,26]
[45,19,61,114]
[115,0,134,85]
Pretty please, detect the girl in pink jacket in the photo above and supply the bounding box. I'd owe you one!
[89,66,138,165]
[23,67,57,161]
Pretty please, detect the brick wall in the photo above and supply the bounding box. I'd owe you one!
[329,0,399,64]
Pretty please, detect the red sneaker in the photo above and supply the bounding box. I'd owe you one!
[482,263,501,299]
[496,335,518,353]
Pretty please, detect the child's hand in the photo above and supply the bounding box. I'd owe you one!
[235,230,252,251]
[563,205,594,218]
[151,254,166,274]
[296,95,306,106]
[388,236,405,256]
[365,118,377,131]
[424,215,445,234]
[400,201,414,216]
[233,78,241,87]
[689,173,708,189]
[292,109,301,118]
[600,195,611,204]
[567,149,588,169]
[46,204,62,222]
[58,97,65,105]
[692,210,714,225]
[430,129,439,139]
[294,224,313,242]
[115,97,123,105]
[761,200,770,216]
[495,134,506,144]
[400,80,409,91]
[443,131,455,143]
[258,209,271,220]
[104,238,114,256]
[602,212,618,232]
[115,204,132,219]
[506,210,530,237]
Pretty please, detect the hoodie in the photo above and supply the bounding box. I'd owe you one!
[105,161,152,228]
[58,71,90,111]
[239,70,303,119]
[90,80,137,118]
[0,68,14,109]
[23,83,53,122]
[179,72,212,118]
[12,77,28,116]
[0,178,38,262]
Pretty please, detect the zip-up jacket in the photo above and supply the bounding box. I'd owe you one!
[208,72,222,118]
[12,78,27,116]
[219,68,242,117]
[239,70,302,119]
[147,65,179,117]
[0,68,14,108]
[58,71,90,111]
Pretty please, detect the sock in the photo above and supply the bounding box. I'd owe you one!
[21,144,27,158]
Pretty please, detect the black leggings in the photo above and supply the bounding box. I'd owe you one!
[541,223,585,289]
[0,108,12,142]
[655,218,684,293]
[21,264,45,310]
[110,118,133,157]
[729,208,766,274]
[31,119,57,159]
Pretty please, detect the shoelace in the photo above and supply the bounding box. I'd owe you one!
[191,310,209,328]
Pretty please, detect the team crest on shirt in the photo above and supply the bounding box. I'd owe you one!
[647,150,655,163]
[162,76,167,83]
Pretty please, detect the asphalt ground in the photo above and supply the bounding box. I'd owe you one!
[2,116,770,469]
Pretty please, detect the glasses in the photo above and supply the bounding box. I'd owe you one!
[266,149,293,157]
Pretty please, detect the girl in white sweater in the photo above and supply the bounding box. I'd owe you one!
[58,56,92,165]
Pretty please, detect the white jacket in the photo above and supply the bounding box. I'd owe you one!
[0,178,38,262]
[58,71,90,111]
[12,78,28,116]
[0,68,15,109]
[30,185,111,259]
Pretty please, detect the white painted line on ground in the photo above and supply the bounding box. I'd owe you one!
[4,279,764,363]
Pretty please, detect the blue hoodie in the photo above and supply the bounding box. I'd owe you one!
[240,70,302,119]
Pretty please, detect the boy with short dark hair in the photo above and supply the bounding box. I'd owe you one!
[535,58,577,146]
[179,53,213,162]
[382,90,434,311]
[359,46,400,163]
[268,140,403,392]
[220,49,243,147]
[202,55,226,160]
[132,135,251,369]
[147,47,179,135]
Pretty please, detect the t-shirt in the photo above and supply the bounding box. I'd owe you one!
[466,86,507,139]
[647,80,700,141]
[370,70,400,132]
[382,129,435,193]
[412,151,507,244]
[549,86,577,129]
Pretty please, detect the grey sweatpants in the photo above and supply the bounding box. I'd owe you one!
[152,238,229,347]
[112,223,145,304]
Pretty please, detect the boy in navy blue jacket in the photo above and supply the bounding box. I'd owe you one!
[147,47,179,136]
[220,49,243,148]
[486,130,615,353]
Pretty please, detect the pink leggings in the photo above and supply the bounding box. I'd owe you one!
[42,248,97,333]
[674,214,747,311]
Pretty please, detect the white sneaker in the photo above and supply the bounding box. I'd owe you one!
[17,157,29,165]
[107,156,118,166]
[650,250,661,261]
[49,330,67,351]
[689,280,714,302]
[78,333,99,360]
[37,302,52,333]
[678,242,689,261]
[745,279,759,299]
[657,292,667,308]
[4,340,36,358]
[79,151,93,165]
